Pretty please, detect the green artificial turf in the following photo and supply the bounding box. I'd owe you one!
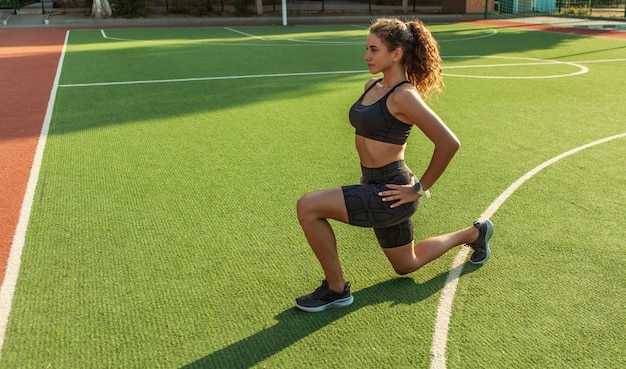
[2,23,624,368]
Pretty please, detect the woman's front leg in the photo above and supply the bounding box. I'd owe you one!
[296,188,350,292]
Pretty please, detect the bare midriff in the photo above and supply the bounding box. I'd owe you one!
[355,135,406,168]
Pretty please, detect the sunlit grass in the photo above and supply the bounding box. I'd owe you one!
[3,23,625,369]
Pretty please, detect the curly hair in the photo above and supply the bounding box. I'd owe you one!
[369,17,443,99]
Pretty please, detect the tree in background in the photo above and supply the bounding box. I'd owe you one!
[92,0,112,18]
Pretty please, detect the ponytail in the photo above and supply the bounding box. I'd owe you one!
[369,18,443,99]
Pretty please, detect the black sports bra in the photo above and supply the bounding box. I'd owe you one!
[348,79,412,145]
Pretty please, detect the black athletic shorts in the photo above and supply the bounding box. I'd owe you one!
[341,160,420,248]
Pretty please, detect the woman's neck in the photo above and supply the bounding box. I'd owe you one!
[380,70,407,89]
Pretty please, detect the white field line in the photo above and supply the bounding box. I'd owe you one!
[97,26,498,46]
[442,55,589,79]
[58,57,626,88]
[444,60,577,69]
[100,29,131,42]
[572,58,626,64]
[346,24,498,44]
[57,70,369,88]
[350,25,498,41]
[430,132,626,369]
[0,31,69,361]
[223,27,266,40]
[100,29,248,45]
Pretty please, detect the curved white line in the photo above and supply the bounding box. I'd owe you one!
[99,27,499,46]
[442,56,588,79]
[287,28,498,44]
[430,132,626,369]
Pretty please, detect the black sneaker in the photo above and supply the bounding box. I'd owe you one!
[295,280,354,312]
[467,220,494,265]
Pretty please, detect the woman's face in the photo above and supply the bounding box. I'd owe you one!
[364,32,397,75]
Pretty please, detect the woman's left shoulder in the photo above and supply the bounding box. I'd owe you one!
[392,83,426,105]
[387,82,436,123]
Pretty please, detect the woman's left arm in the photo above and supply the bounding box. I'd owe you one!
[399,89,460,190]
[381,88,460,207]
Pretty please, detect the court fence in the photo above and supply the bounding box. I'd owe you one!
[2,0,625,20]
[492,0,626,18]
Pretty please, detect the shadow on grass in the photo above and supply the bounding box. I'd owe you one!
[181,262,482,368]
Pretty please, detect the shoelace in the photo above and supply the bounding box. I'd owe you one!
[310,283,330,298]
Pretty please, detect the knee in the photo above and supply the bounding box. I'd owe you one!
[388,256,419,275]
[392,265,415,276]
[296,193,316,223]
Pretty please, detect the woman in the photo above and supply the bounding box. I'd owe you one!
[295,18,494,313]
